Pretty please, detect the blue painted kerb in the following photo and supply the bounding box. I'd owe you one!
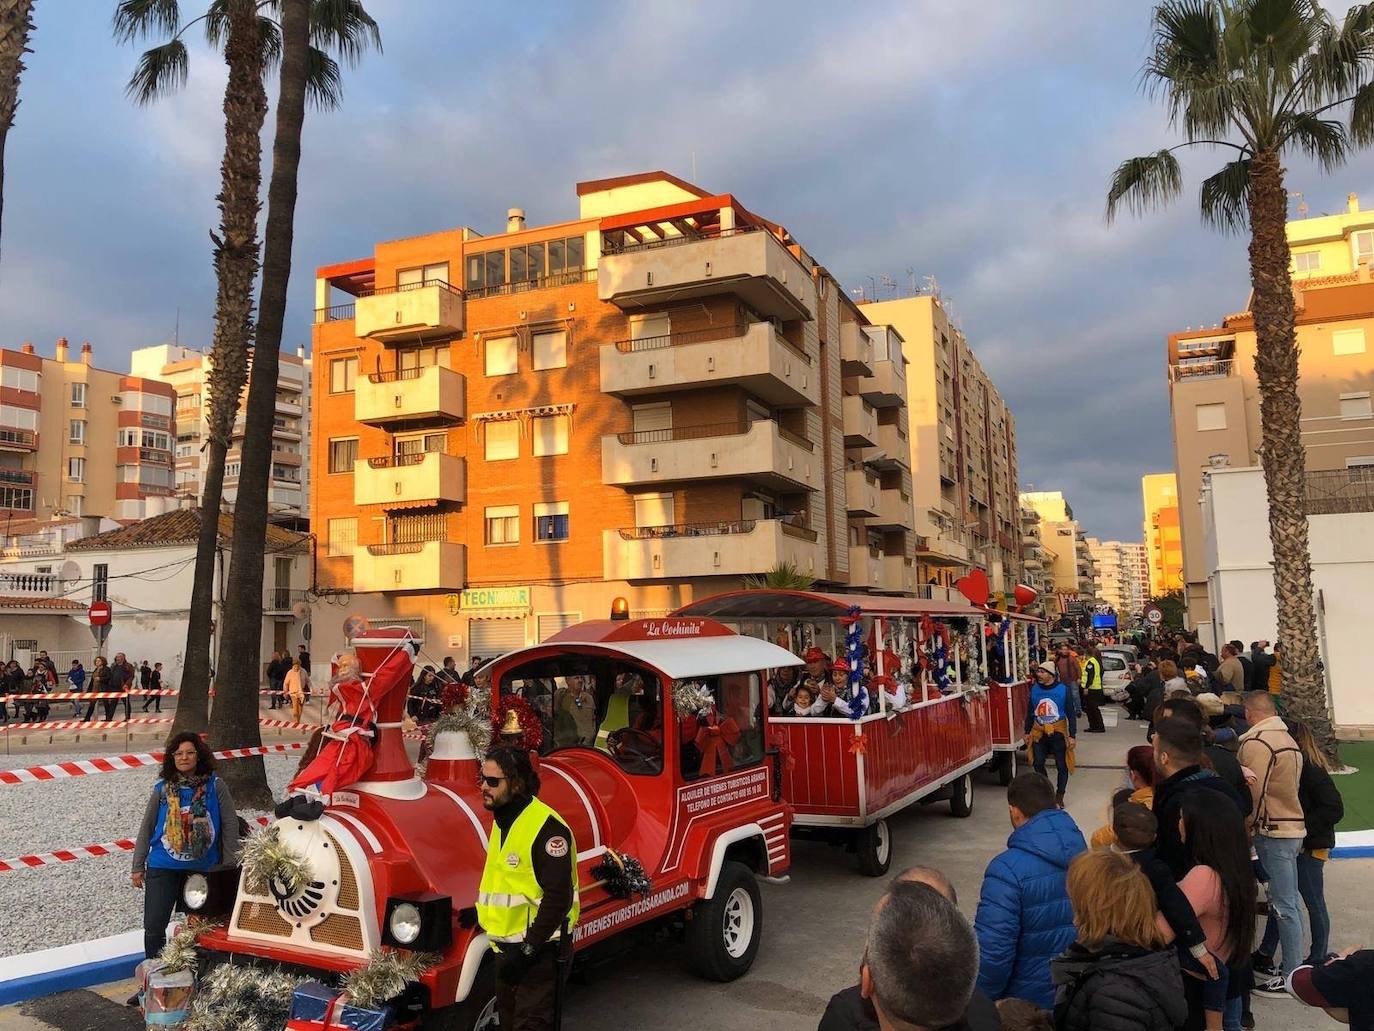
[0,951,141,1006]
[1333,844,1374,860]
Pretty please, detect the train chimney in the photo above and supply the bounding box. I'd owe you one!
[424,729,481,784]
[55,337,69,362]
[506,207,526,233]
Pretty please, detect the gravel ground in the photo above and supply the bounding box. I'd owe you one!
[0,750,303,958]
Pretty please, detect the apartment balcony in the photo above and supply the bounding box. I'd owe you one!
[275,397,304,417]
[0,427,37,452]
[839,321,873,376]
[598,227,812,323]
[600,321,816,407]
[354,282,464,342]
[916,534,971,566]
[1022,554,1043,571]
[871,486,915,531]
[880,554,916,595]
[602,518,819,581]
[0,468,36,487]
[352,540,465,593]
[847,544,883,589]
[845,467,880,517]
[842,395,878,448]
[355,366,465,429]
[354,452,465,508]
[601,419,818,492]
[871,421,910,470]
[855,360,905,408]
[0,570,63,596]
[265,587,308,613]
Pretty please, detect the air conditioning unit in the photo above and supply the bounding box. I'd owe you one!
[111,395,123,404]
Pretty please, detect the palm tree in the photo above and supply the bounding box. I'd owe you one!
[1106,0,1374,757]
[743,561,816,591]
[0,0,34,276]
[213,0,378,807]
[115,0,270,734]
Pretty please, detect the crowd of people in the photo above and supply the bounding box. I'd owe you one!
[406,655,489,721]
[0,649,168,723]
[768,646,908,717]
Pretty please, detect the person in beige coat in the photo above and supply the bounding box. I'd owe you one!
[284,658,310,722]
[1239,690,1305,995]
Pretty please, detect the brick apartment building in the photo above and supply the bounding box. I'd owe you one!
[309,171,931,658]
[0,338,176,525]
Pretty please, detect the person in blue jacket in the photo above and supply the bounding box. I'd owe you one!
[974,770,1086,1009]
[1025,660,1077,807]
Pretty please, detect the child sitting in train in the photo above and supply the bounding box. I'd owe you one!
[789,685,818,716]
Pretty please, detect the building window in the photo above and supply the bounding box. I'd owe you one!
[326,517,357,557]
[485,505,520,545]
[67,457,84,482]
[224,461,241,478]
[1195,403,1227,431]
[329,356,358,393]
[532,330,567,371]
[70,382,87,407]
[395,431,447,456]
[1292,250,1321,272]
[532,414,569,456]
[397,343,449,371]
[484,420,519,461]
[271,463,300,482]
[485,336,518,376]
[634,493,675,528]
[1339,392,1373,420]
[1354,230,1374,264]
[1348,456,1374,481]
[0,366,38,392]
[0,404,38,431]
[92,563,108,602]
[398,262,449,288]
[0,486,33,510]
[534,501,569,542]
[548,235,584,273]
[328,437,359,474]
[1333,328,1367,356]
[69,419,85,445]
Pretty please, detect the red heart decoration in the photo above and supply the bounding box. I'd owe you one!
[955,568,990,607]
[1013,584,1039,609]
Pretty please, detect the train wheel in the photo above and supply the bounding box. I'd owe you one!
[996,751,1016,787]
[423,959,498,1031]
[855,818,893,877]
[948,773,974,818]
[686,860,762,982]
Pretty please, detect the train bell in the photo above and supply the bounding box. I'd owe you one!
[499,708,524,738]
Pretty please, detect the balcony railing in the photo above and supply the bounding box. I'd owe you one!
[1170,359,1235,381]
[616,420,748,446]
[368,367,429,383]
[316,302,356,322]
[366,541,427,556]
[0,572,60,596]
[603,224,759,256]
[613,323,750,353]
[265,587,307,611]
[139,448,171,465]
[467,267,596,300]
[367,452,430,468]
[617,516,816,542]
[0,427,36,448]
[141,413,172,431]
[358,280,463,301]
[0,468,35,485]
[1306,468,1374,514]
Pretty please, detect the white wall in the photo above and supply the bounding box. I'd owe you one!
[1202,467,1374,729]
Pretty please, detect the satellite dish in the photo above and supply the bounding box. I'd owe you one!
[59,560,82,581]
[291,600,311,621]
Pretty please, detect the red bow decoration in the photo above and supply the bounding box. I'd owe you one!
[767,730,796,772]
[695,707,741,776]
[439,680,470,711]
[849,732,867,755]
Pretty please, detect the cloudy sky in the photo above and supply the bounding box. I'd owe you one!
[3,1,1371,541]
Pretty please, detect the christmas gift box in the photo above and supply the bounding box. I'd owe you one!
[140,960,196,1028]
[288,980,395,1031]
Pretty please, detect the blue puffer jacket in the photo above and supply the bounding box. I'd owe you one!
[974,807,1086,1008]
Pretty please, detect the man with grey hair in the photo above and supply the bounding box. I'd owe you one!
[818,867,998,1031]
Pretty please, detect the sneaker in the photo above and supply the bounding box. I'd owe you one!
[1251,951,1278,977]
[1252,974,1290,998]
[1240,1011,1255,1030]
[125,992,142,1008]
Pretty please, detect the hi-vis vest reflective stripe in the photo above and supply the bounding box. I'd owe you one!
[1083,657,1102,692]
[476,797,579,950]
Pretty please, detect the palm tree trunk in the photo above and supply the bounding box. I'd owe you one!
[1245,150,1336,758]
[211,0,309,808]
[0,0,35,277]
[173,0,266,737]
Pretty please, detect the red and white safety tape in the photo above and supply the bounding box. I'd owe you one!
[0,742,307,787]
[5,689,181,701]
[1,717,174,733]
[257,718,322,732]
[0,816,273,873]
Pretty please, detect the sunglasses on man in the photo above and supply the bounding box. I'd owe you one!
[478,774,508,787]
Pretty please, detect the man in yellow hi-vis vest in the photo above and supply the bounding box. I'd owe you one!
[477,745,579,1030]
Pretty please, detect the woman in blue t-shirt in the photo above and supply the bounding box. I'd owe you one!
[131,732,240,961]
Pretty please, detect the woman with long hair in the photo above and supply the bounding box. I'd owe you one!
[1178,792,1257,1030]
[1051,849,1187,1031]
[1090,745,1156,847]
[130,732,240,970]
[1254,719,1344,975]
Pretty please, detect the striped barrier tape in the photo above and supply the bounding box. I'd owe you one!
[0,817,273,873]
[5,689,182,701]
[0,742,307,787]
[1,718,174,733]
[257,718,322,732]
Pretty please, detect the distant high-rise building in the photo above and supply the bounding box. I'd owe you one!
[1141,472,1183,597]
[0,338,176,523]
[129,344,311,523]
[1020,490,1099,618]
[1086,538,1149,618]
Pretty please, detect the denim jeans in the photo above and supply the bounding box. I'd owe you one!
[1031,732,1069,795]
[1254,834,1304,976]
[1259,850,1329,964]
[1223,995,1242,1031]
[143,868,189,959]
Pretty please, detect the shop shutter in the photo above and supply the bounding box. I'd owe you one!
[467,618,527,659]
[536,612,581,641]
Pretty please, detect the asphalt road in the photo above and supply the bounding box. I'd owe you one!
[3,710,1368,1031]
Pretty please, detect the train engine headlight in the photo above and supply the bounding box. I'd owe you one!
[181,867,239,918]
[383,894,453,951]
[183,873,209,911]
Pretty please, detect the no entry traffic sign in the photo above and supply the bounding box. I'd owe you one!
[88,600,112,626]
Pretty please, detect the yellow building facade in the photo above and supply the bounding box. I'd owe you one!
[1141,472,1183,596]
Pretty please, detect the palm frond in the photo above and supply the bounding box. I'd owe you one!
[258,14,284,71]
[203,0,229,49]
[309,0,382,65]
[1244,0,1325,69]
[1299,4,1374,103]
[1277,109,1348,168]
[306,47,343,109]
[125,39,189,104]
[1199,158,1252,233]
[1349,79,1374,144]
[1146,1,1239,138]
[1105,150,1185,223]
[112,0,182,43]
